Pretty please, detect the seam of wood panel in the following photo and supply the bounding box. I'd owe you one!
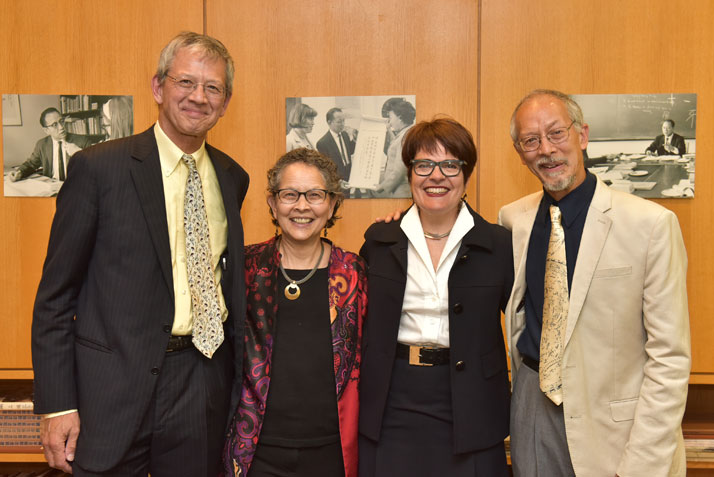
[475,0,482,213]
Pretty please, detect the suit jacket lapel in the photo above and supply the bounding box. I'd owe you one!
[511,194,541,302]
[129,128,174,297]
[564,179,612,347]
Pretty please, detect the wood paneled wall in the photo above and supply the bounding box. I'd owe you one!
[1,0,712,383]
[0,0,204,373]
[206,0,479,251]
[478,0,714,381]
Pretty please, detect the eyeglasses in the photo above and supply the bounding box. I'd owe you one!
[411,159,465,177]
[275,188,330,204]
[516,120,576,152]
[44,118,66,129]
[165,74,226,99]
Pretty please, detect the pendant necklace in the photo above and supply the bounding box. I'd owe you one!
[279,240,325,300]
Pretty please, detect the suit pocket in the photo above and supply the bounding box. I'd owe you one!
[609,397,638,422]
[75,335,113,353]
[593,266,632,279]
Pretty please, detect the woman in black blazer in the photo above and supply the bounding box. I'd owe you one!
[358,118,513,477]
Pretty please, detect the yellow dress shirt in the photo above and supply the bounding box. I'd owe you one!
[154,122,228,335]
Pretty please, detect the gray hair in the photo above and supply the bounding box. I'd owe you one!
[510,89,584,142]
[155,31,234,97]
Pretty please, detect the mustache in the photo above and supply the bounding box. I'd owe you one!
[536,156,566,166]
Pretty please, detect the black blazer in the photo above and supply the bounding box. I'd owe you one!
[31,127,249,470]
[358,203,513,453]
[316,130,355,181]
[645,133,686,156]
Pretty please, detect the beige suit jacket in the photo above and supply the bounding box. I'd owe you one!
[499,178,690,476]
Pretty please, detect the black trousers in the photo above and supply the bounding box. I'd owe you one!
[73,341,233,477]
[248,440,344,477]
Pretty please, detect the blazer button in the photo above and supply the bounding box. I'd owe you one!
[453,303,463,314]
[455,361,465,371]
[150,367,160,375]
[162,324,171,333]
[459,254,468,261]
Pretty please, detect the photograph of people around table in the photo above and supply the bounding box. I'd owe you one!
[3,94,133,197]
[286,95,416,199]
[572,93,696,199]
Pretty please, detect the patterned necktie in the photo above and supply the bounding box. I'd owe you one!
[338,134,349,166]
[540,205,568,405]
[182,154,224,358]
[57,141,65,181]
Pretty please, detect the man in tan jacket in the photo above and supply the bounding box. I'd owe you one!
[499,89,690,476]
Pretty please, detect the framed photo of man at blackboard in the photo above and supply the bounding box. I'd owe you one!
[572,93,696,199]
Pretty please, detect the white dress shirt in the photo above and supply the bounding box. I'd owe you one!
[397,203,474,348]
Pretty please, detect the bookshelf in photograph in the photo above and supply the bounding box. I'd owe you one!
[59,94,112,140]
[0,381,42,462]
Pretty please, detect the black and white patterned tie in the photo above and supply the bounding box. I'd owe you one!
[182,154,223,358]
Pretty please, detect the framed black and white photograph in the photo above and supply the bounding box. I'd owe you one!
[286,95,416,199]
[574,93,696,199]
[2,94,22,126]
[3,94,133,197]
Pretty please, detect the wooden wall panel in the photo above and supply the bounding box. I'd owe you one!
[206,0,479,252]
[479,0,714,379]
[0,0,204,372]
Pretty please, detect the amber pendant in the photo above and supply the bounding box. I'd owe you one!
[284,282,300,300]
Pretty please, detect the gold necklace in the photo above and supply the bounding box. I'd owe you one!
[278,241,325,300]
[423,230,451,240]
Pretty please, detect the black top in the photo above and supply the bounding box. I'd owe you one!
[518,172,597,361]
[259,267,340,447]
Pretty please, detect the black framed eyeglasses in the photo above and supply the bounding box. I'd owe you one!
[165,74,226,99]
[411,159,465,177]
[516,120,576,152]
[275,188,330,204]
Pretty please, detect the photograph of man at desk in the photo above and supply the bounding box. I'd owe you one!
[573,93,696,199]
[3,94,133,197]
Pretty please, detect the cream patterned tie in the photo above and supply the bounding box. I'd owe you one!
[183,154,224,358]
[540,205,568,405]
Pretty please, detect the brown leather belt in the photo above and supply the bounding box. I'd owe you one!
[166,335,193,353]
[396,343,450,366]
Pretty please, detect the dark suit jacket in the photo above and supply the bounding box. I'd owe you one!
[316,130,355,181]
[645,133,686,156]
[31,127,249,470]
[17,133,93,179]
[358,203,513,454]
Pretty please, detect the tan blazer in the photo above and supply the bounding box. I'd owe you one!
[499,178,690,476]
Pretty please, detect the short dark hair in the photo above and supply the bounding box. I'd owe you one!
[663,119,675,128]
[40,108,61,127]
[326,107,342,123]
[287,103,318,129]
[382,98,416,126]
[266,147,343,228]
[401,117,477,182]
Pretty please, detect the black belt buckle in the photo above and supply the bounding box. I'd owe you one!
[166,335,193,353]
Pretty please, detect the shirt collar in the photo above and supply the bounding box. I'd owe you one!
[541,171,596,228]
[154,122,207,176]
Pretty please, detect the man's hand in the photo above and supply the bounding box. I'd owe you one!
[42,412,80,473]
[8,170,22,182]
[375,209,403,223]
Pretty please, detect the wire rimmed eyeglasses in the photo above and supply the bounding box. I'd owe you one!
[411,159,465,177]
[516,120,577,152]
[275,188,330,204]
[165,74,226,98]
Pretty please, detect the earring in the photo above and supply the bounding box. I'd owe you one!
[461,193,468,203]
[323,226,328,237]
[274,226,279,238]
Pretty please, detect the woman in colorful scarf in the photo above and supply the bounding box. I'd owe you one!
[223,147,367,477]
